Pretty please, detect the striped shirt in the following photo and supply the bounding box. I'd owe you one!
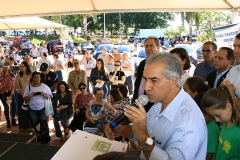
[137,88,207,160]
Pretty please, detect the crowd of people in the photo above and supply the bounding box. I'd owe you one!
[0,33,240,159]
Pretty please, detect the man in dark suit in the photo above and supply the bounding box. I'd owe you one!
[206,47,234,88]
[133,36,160,112]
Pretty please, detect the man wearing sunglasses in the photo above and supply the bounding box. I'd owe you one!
[193,41,217,80]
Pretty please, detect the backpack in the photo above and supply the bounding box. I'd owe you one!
[33,120,51,144]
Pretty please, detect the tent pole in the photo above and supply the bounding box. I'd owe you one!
[232,9,238,23]
[104,13,106,39]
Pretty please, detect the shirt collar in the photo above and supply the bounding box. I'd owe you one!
[216,68,230,76]
[154,88,185,123]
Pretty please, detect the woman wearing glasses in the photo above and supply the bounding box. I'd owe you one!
[109,60,126,90]
[64,83,95,135]
[90,59,109,99]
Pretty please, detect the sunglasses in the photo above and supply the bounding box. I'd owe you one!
[79,87,86,90]
[114,65,120,66]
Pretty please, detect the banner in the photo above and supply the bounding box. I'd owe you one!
[214,23,240,48]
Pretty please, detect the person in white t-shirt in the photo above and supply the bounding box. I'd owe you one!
[121,52,134,95]
[80,50,96,92]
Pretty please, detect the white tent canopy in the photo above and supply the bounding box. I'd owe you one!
[0,17,66,30]
[1,0,239,18]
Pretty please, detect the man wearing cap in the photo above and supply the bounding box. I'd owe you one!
[40,63,59,92]
[68,59,87,103]
[20,45,30,57]
[80,50,96,92]
[23,55,37,72]
[113,46,122,62]
[38,52,51,68]
[97,47,109,64]
[121,52,134,95]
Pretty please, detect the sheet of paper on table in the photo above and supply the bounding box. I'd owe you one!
[51,130,127,160]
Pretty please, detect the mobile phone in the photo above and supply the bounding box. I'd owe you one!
[34,92,41,96]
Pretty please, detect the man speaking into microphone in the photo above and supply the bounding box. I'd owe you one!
[104,53,207,160]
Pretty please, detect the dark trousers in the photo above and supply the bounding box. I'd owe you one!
[17,93,32,130]
[0,92,11,121]
[10,89,18,118]
[124,76,133,95]
[68,111,86,132]
[55,71,63,82]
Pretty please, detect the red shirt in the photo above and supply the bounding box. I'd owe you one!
[75,93,95,109]
[0,74,15,93]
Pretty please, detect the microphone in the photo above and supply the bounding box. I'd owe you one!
[109,95,149,128]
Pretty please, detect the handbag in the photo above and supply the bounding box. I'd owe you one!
[22,85,30,110]
[45,97,54,116]
[85,120,98,128]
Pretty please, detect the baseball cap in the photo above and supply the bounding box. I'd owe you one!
[102,47,108,50]
[109,54,114,58]
[113,46,118,49]
[40,63,48,71]
[162,46,166,49]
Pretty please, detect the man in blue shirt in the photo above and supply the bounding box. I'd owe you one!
[105,53,207,160]
[194,41,217,80]
[205,47,234,88]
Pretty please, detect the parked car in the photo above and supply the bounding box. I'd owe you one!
[196,47,203,62]
[77,42,95,53]
[128,36,138,42]
[47,40,64,54]
[174,44,198,63]
[133,49,147,77]
[192,34,198,42]
[93,44,114,59]
[36,31,45,35]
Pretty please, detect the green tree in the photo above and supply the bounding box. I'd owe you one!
[185,12,200,41]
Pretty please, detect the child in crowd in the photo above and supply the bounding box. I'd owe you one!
[184,76,220,160]
[201,84,240,160]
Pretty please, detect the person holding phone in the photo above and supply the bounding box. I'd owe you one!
[23,72,52,125]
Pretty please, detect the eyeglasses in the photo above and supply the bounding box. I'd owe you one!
[114,65,120,66]
[79,87,86,90]
[202,49,214,53]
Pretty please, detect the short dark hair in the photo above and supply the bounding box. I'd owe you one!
[203,41,217,50]
[170,48,191,70]
[110,89,123,102]
[57,81,69,93]
[94,88,103,95]
[93,152,142,160]
[30,71,41,83]
[53,53,59,58]
[118,85,128,98]
[219,47,235,64]
[78,82,87,89]
[235,33,240,39]
[144,36,160,46]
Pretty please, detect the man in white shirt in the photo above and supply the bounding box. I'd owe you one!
[121,52,134,95]
[80,50,96,92]
[30,44,39,59]
[97,47,109,65]
[105,53,207,160]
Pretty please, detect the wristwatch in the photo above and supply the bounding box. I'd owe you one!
[139,137,153,150]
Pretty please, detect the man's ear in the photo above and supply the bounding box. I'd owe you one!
[170,76,179,89]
